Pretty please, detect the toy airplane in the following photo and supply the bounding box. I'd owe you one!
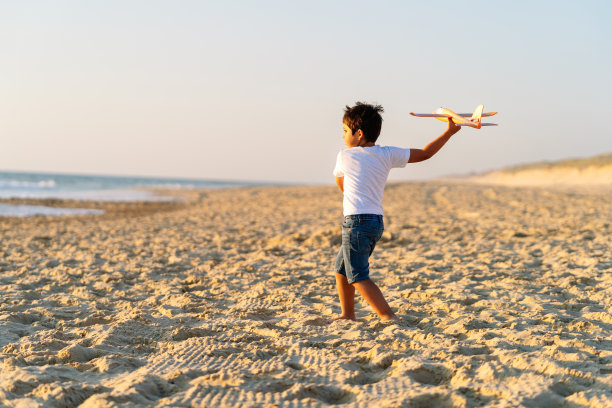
[410,104,498,129]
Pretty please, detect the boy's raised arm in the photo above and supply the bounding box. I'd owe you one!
[408,119,461,163]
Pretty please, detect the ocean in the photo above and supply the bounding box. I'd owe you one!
[0,171,255,217]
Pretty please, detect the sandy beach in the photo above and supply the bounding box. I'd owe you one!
[0,182,610,407]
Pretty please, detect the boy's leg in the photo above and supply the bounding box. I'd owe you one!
[334,273,356,320]
[352,279,398,321]
[333,246,356,321]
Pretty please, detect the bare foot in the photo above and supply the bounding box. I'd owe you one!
[328,315,356,323]
[380,313,399,322]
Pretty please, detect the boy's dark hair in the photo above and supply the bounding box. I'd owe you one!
[343,102,384,143]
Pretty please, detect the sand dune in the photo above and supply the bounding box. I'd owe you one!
[462,154,612,188]
[0,183,610,407]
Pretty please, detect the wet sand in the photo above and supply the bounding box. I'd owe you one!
[0,183,610,407]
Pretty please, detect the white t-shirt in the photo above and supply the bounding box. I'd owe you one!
[333,146,411,216]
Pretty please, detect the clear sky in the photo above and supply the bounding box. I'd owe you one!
[2,0,611,183]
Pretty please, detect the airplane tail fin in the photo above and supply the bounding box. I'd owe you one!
[471,104,484,121]
[471,104,484,129]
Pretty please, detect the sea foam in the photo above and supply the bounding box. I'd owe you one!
[0,204,104,217]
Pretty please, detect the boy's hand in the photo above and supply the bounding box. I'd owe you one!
[446,118,461,135]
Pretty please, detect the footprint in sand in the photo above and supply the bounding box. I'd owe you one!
[406,364,453,386]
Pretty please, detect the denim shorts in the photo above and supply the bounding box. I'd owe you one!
[334,214,384,284]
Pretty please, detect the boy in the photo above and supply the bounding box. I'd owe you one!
[332,102,460,322]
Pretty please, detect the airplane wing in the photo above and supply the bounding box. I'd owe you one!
[453,122,498,127]
[410,113,451,117]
